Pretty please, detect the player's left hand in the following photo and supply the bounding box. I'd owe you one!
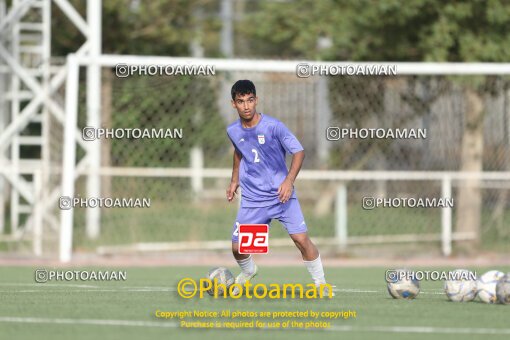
[277,178,294,203]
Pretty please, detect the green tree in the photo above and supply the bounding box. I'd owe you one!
[52,0,221,56]
[243,0,510,251]
[237,0,351,60]
[241,0,510,62]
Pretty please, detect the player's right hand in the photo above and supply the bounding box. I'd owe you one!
[226,181,239,202]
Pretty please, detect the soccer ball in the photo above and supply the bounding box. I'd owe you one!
[444,269,477,302]
[495,273,510,305]
[206,267,235,296]
[477,270,505,304]
[386,268,420,299]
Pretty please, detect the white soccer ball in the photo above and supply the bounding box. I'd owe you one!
[206,267,235,296]
[477,270,505,304]
[444,269,477,302]
[386,268,420,300]
[495,273,510,305]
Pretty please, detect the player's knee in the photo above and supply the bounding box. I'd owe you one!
[291,234,307,245]
[291,236,306,251]
[293,235,314,251]
[232,243,239,255]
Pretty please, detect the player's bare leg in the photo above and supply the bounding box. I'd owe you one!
[231,242,249,261]
[289,232,319,261]
[231,241,258,295]
[290,232,333,296]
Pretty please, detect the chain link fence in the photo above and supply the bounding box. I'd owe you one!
[65,68,510,255]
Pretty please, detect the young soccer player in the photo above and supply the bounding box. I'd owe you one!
[226,80,332,295]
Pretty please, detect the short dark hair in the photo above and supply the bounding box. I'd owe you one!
[231,80,256,100]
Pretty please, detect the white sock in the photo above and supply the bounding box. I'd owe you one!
[304,254,326,286]
[236,255,255,276]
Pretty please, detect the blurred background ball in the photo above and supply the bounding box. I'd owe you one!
[477,270,505,304]
[387,268,420,300]
[444,269,477,302]
[495,273,510,305]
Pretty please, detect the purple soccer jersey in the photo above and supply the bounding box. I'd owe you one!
[226,113,304,208]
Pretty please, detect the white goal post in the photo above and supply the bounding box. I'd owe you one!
[60,55,510,262]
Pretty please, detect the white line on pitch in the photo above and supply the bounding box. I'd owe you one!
[0,317,509,335]
[327,325,510,335]
[0,283,447,295]
[0,317,178,328]
[0,283,100,288]
[334,288,379,293]
[0,288,174,293]
[0,283,172,291]
[0,284,382,294]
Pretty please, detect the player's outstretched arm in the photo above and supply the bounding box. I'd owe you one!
[226,150,241,202]
[277,150,305,203]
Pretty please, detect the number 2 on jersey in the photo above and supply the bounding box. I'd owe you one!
[251,149,260,163]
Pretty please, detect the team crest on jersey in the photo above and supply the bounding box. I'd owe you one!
[258,134,265,144]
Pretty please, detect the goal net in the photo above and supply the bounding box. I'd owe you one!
[13,57,510,260]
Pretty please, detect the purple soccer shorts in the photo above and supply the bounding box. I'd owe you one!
[231,198,308,242]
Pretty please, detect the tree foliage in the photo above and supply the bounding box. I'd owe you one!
[52,0,510,62]
[52,0,220,56]
[241,0,510,62]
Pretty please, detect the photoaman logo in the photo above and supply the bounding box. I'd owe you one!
[177,278,334,299]
[238,224,268,254]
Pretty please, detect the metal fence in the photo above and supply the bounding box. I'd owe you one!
[2,56,510,260]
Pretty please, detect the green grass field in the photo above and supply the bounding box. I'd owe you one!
[1,265,509,340]
[71,200,510,252]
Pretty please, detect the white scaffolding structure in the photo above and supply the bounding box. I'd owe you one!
[0,0,101,258]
